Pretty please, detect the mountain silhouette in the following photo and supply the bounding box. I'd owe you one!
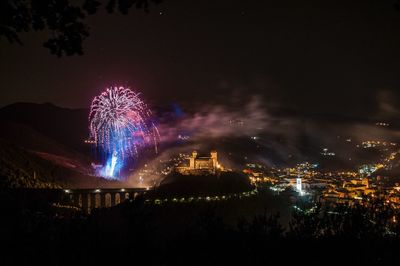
[0,102,118,188]
[0,102,89,152]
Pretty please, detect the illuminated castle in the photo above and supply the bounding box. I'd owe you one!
[176,151,220,175]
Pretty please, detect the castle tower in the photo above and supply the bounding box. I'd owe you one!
[210,151,218,170]
[190,151,198,169]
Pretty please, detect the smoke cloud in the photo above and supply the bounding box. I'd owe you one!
[157,95,269,144]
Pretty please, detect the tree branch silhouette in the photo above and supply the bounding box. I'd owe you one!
[0,0,162,57]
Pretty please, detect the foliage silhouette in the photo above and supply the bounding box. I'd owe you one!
[0,0,161,56]
[2,191,400,265]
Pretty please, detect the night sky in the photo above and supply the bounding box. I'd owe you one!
[1,0,400,117]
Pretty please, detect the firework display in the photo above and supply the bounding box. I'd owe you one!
[89,86,159,178]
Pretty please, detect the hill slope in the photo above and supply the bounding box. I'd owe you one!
[0,103,111,188]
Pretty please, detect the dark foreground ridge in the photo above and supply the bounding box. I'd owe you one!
[1,188,400,265]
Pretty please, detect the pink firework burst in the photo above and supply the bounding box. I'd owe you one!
[89,86,159,158]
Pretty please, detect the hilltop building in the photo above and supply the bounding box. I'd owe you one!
[176,151,221,175]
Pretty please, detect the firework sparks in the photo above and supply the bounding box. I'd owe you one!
[89,86,159,178]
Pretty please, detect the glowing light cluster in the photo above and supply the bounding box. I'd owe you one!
[89,86,159,178]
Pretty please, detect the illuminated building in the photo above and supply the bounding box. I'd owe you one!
[321,148,335,156]
[176,150,221,175]
[296,177,302,192]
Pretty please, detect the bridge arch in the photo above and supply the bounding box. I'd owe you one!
[78,194,82,207]
[115,193,121,205]
[95,193,101,208]
[105,193,112,208]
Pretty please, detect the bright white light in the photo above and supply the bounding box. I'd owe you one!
[296,178,302,192]
[105,151,118,177]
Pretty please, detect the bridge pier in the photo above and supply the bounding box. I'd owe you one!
[82,194,89,213]
[100,193,105,208]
